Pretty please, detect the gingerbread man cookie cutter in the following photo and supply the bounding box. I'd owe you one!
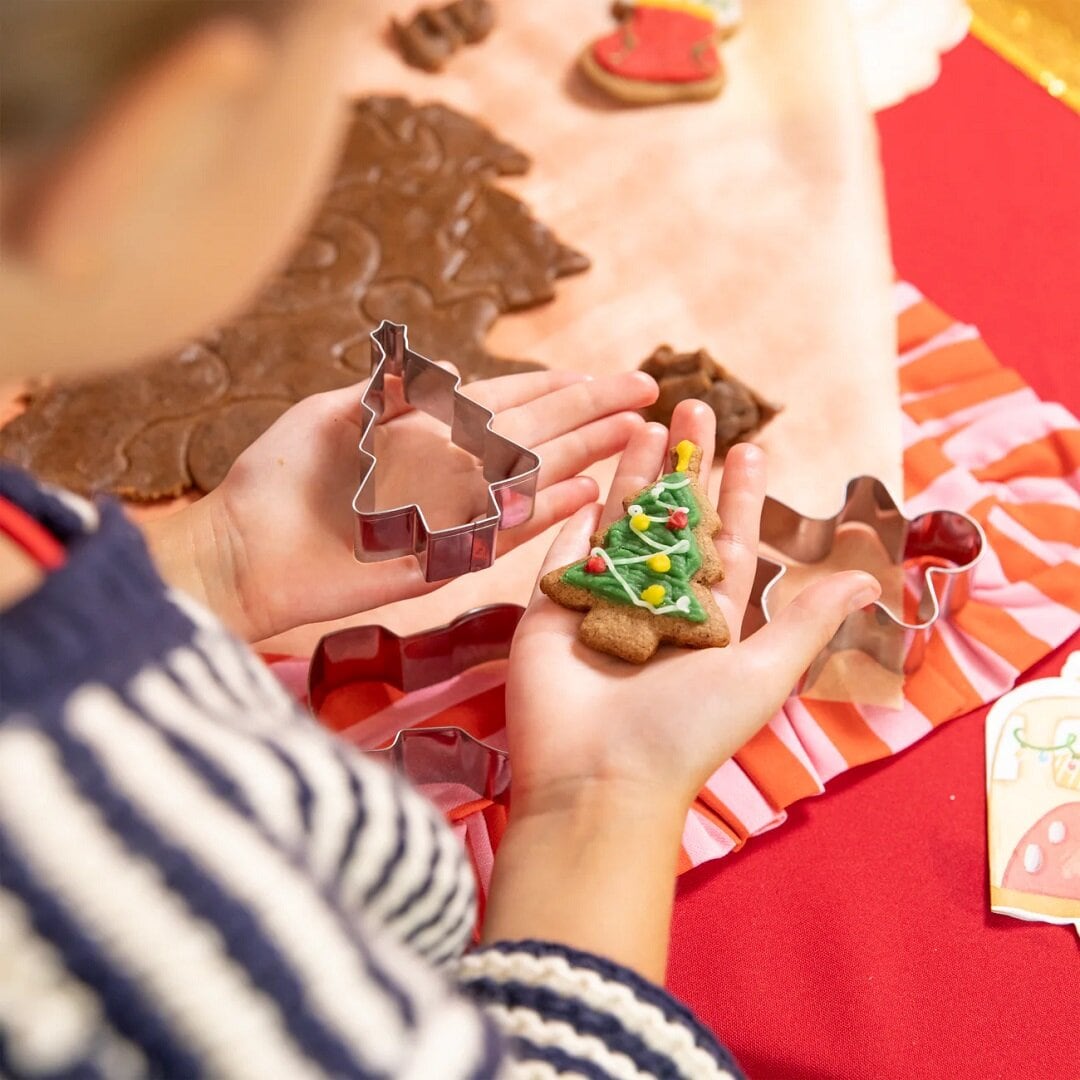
[309,604,521,799]
[354,321,541,582]
[745,476,986,688]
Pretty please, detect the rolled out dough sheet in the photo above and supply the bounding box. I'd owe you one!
[263,0,900,654]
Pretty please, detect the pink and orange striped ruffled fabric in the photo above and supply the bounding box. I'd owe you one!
[270,283,1080,891]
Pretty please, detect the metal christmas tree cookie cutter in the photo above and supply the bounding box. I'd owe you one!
[354,321,541,582]
[745,476,986,686]
[309,604,522,800]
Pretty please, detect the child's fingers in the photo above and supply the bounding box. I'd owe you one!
[463,369,588,414]
[300,379,376,427]
[379,375,414,422]
[305,364,589,432]
[524,501,604,598]
[712,443,767,627]
[515,502,603,641]
[670,571,881,767]
[381,362,460,422]
[666,399,717,477]
[497,478,600,560]
[599,400,716,525]
[303,371,427,428]
[734,570,881,706]
[492,372,656,450]
[599,422,669,525]
[535,412,644,489]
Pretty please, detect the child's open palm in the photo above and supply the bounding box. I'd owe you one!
[505,401,882,819]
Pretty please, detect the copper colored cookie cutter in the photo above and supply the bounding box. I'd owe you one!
[309,604,521,799]
[744,477,986,688]
[354,322,541,582]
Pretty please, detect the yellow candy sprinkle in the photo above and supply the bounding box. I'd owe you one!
[641,584,666,606]
[674,439,696,473]
[647,554,671,573]
[630,512,651,532]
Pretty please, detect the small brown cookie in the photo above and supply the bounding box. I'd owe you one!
[541,440,730,663]
[392,0,495,73]
[640,346,780,457]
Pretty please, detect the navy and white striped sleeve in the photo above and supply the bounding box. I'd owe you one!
[458,940,743,1079]
[153,592,481,971]
[0,471,743,1078]
[0,695,502,1079]
[0,685,741,1080]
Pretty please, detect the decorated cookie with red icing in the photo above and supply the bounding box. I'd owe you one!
[579,0,742,105]
[540,439,730,663]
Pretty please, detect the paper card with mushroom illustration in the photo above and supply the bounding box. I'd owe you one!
[986,653,1080,935]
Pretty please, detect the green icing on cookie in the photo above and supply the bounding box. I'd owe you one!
[562,468,707,622]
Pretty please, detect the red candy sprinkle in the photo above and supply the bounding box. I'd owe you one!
[584,555,606,574]
[666,509,689,531]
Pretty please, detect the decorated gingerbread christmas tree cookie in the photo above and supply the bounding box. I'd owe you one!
[541,439,730,663]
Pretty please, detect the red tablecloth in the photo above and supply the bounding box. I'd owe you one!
[667,38,1080,1080]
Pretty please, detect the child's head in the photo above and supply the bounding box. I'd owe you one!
[1,0,363,380]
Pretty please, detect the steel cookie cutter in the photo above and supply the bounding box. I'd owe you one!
[745,476,986,688]
[354,321,541,582]
[309,604,521,800]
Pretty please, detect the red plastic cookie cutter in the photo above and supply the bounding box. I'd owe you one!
[354,322,541,583]
[745,476,986,688]
[309,604,522,799]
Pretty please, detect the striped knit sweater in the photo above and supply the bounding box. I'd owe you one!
[0,467,742,1080]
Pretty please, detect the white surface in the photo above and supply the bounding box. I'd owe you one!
[847,0,969,110]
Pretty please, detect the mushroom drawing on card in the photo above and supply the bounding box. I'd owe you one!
[986,653,1080,933]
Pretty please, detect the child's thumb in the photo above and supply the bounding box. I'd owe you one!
[740,571,882,697]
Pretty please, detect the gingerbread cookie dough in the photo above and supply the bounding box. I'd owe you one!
[640,345,779,458]
[580,0,742,106]
[393,0,495,72]
[0,97,588,499]
[541,439,730,663]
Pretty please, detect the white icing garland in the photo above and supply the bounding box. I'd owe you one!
[588,475,696,616]
[651,477,690,495]
[601,539,691,565]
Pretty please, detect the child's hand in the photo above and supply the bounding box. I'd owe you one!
[482,401,880,979]
[504,399,881,823]
[146,369,656,641]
